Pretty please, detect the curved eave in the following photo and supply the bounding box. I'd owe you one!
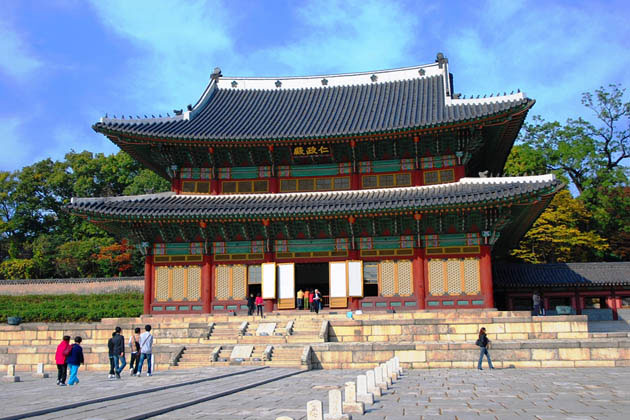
[92,100,534,147]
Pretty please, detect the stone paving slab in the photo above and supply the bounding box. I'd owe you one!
[2,367,630,419]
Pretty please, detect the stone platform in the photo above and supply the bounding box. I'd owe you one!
[2,310,630,373]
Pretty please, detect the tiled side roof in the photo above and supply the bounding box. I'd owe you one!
[493,262,630,287]
[93,74,531,142]
[68,175,560,220]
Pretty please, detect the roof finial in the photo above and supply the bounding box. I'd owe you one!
[436,52,448,68]
[211,67,222,81]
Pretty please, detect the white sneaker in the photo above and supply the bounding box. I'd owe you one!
[147,373,152,377]
[108,374,114,379]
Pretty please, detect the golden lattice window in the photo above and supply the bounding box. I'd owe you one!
[187,266,201,301]
[428,259,444,296]
[397,260,413,296]
[446,259,462,295]
[232,265,247,299]
[463,258,481,294]
[380,261,396,296]
[171,266,186,301]
[155,266,169,301]
[215,265,230,300]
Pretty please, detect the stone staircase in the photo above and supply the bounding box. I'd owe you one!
[175,345,214,369]
[288,318,325,343]
[266,346,305,367]
[203,322,241,344]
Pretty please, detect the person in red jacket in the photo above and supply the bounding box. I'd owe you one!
[255,293,264,318]
[55,335,71,386]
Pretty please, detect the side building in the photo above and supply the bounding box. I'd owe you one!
[69,54,562,315]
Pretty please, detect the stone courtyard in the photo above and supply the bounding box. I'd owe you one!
[1,366,629,419]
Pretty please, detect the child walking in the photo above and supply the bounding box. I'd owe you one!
[55,335,71,386]
[66,336,84,386]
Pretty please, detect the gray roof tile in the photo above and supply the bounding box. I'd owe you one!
[494,262,630,287]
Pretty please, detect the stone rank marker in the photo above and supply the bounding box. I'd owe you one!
[342,381,365,415]
[2,365,20,383]
[366,370,382,397]
[356,374,375,405]
[324,389,351,420]
[33,362,49,379]
[386,360,397,381]
[381,364,392,386]
[307,400,324,420]
[374,366,388,391]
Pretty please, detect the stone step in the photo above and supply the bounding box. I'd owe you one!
[179,353,212,362]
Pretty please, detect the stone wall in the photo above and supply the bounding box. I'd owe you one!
[0,277,143,295]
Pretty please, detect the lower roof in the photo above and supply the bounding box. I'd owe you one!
[68,175,561,221]
[493,262,630,288]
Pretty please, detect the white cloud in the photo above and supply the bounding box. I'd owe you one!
[0,116,34,170]
[89,0,236,112]
[257,0,422,75]
[0,22,42,81]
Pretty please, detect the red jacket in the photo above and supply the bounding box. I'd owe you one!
[255,296,263,305]
[55,340,71,365]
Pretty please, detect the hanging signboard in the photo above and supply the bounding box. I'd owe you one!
[292,145,331,158]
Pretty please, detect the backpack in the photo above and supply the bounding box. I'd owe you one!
[63,344,73,357]
[475,338,482,347]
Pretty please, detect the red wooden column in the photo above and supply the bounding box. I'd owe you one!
[479,245,495,308]
[143,255,154,314]
[347,248,360,310]
[413,248,426,309]
[202,254,213,313]
[454,165,466,181]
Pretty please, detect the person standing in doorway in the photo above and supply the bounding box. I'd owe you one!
[309,289,315,312]
[304,289,310,311]
[107,332,116,379]
[129,327,141,376]
[297,289,304,310]
[247,293,255,316]
[66,336,84,386]
[476,327,494,370]
[312,289,321,314]
[532,291,542,316]
[112,326,126,379]
[136,325,154,377]
[255,293,264,318]
[55,335,71,386]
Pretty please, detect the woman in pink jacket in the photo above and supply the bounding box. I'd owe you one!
[55,335,71,386]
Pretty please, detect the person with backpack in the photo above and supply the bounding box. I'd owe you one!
[112,326,126,379]
[128,327,141,375]
[55,335,71,386]
[107,332,116,379]
[136,325,154,377]
[476,327,495,370]
[66,336,84,386]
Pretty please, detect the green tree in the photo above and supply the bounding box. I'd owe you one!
[511,190,609,263]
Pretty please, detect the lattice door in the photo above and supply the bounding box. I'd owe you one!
[215,265,230,300]
[397,260,413,296]
[380,261,396,297]
[427,259,444,296]
[446,259,462,295]
[155,266,169,301]
[187,266,201,301]
[171,266,187,301]
[232,265,247,300]
[463,258,481,294]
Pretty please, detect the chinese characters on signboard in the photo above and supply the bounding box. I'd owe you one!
[293,145,331,157]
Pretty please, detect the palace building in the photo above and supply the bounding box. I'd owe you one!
[69,53,562,315]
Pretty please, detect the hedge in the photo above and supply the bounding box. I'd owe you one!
[0,292,143,323]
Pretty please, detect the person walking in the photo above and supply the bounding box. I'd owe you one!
[107,332,116,379]
[297,289,304,310]
[247,293,255,316]
[476,327,494,370]
[129,327,141,376]
[308,289,314,312]
[66,336,84,386]
[312,289,321,314]
[55,335,71,386]
[532,291,542,316]
[136,325,154,377]
[112,326,126,379]
[255,293,264,318]
[304,289,310,311]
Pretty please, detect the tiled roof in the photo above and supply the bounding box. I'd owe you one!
[68,175,560,220]
[493,262,630,287]
[93,60,531,142]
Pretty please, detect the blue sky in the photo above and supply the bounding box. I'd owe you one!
[1,0,629,171]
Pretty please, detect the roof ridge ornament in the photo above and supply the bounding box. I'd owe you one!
[211,67,222,81]
[370,74,378,82]
[321,78,328,86]
[436,52,448,69]
[275,80,282,88]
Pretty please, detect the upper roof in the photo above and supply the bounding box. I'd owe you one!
[493,262,630,287]
[68,175,560,220]
[93,54,532,143]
